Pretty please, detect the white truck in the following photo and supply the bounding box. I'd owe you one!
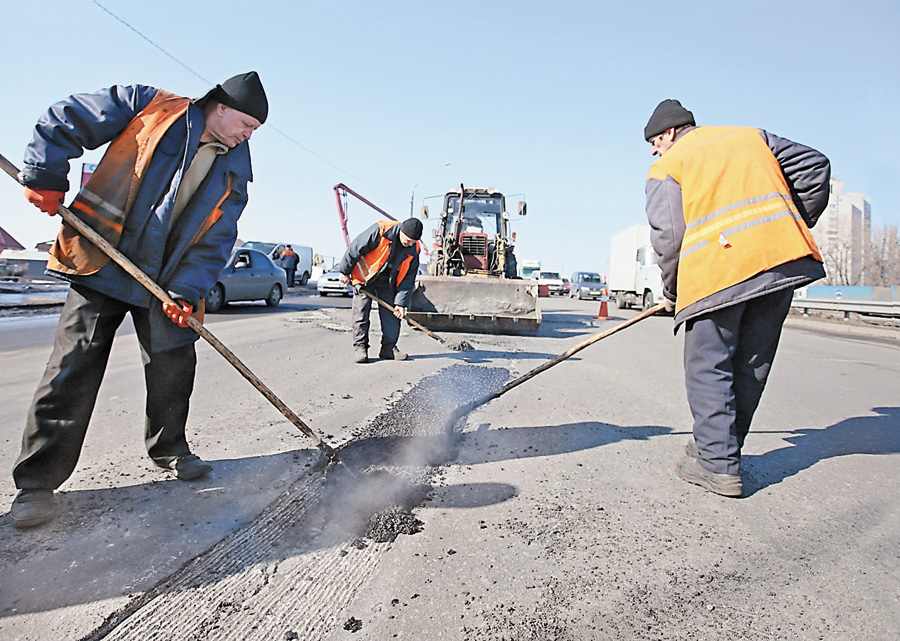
[519,259,541,280]
[608,223,665,311]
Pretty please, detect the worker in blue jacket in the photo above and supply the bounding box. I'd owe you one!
[337,219,422,363]
[11,72,268,529]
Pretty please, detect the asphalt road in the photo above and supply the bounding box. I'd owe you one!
[0,287,897,640]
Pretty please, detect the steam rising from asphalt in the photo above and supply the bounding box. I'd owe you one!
[320,364,509,542]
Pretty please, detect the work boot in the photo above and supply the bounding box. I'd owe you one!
[354,347,368,364]
[379,346,407,361]
[685,438,699,458]
[154,454,212,481]
[10,489,57,529]
[676,456,742,497]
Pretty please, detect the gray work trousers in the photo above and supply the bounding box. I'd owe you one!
[13,285,197,490]
[351,280,401,352]
[683,288,794,476]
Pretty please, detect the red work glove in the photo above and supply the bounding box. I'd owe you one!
[163,300,194,328]
[25,187,65,216]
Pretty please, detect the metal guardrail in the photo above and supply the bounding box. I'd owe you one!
[791,297,900,318]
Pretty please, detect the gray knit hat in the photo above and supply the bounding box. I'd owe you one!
[644,99,694,140]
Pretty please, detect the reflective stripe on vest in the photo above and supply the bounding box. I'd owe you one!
[73,90,190,246]
[48,90,190,276]
[648,126,821,312]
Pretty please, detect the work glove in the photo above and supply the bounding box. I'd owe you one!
[661,287,676,313]
[163,300,194,328]
[25,188,65,216]
[394,305,407,320]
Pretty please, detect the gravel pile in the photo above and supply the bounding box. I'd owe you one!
[321,364,509,543]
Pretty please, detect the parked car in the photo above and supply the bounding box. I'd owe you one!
[317,267,353,296]
[536,271,566,296]
[569,271,607,300]
[241,241,313,285]
[205,248,286,312]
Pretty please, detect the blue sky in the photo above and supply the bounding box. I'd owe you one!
[1,1,898,274]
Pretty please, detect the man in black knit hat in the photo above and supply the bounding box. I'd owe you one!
[11,72,268,529]
[337,218,422,363]
[643,98,830,497]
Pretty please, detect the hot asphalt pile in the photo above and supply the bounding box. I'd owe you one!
[323,363,510,543]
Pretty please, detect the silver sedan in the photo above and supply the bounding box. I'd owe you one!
[316,268,353,296]
[205,248,286,312]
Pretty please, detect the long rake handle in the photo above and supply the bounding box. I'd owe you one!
[359,288,447,344]
[450,303,666,422]
[0,153,340,464]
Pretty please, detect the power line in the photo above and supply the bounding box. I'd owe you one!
[91,1,211,85]
[90,0,400,205]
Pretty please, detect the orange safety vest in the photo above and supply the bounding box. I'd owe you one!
[48,90,191,276]
[647,126,822,312]
[350,220,419,286]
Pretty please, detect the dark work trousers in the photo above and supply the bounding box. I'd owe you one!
[683,287,794,476]
[13,285,197,491]
[351,279,401,352]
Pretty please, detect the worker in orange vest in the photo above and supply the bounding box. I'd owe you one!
[11,72,268,529]
[337,218,421,363]
[281,245,299,287]
[644,99,829,497]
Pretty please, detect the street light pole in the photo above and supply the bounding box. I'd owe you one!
[411,162,451,217]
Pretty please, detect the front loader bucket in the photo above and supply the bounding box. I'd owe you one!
[408,276,541,334]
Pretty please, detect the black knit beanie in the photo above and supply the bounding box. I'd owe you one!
[399,218,423,240]
[198,71,268,124]
[644,99,694,140]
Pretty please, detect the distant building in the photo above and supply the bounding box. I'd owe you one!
[0,249,51,280]
[811,178,871,285]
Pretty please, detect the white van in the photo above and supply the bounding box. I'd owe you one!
[241,241,314,285]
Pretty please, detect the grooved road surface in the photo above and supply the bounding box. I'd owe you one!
[1,291,898,640]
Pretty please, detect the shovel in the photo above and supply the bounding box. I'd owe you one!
[446,303,666,426]
[0,153,344,467]
[358,288,474,351]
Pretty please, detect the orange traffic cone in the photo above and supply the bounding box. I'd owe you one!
[594,287,611,320]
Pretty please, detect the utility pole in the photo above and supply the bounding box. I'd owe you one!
[411,162,451,217]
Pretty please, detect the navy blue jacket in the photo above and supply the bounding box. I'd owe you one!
[337,222,420,308]
[21,85,253,350]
